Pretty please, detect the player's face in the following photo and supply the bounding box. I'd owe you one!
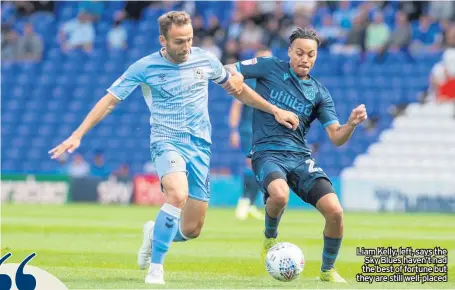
[288,38,318,78]
[160,23,193,63]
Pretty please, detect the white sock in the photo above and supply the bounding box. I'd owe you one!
[149,263,163,272]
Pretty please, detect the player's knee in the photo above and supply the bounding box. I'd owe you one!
[182,221,204,239]
[325,206,344,227]
[167,193,187,208]
[316,191,343,227]
[163,186,188,207]
[272,193,289,209]
[161,171,188,207]
[186,228,201,239]
[267,180,289,208]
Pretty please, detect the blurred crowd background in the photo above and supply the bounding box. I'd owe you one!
[2,1,455,59]
[1,1,455,181]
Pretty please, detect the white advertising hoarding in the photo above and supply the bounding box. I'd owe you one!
[342,179,455,213]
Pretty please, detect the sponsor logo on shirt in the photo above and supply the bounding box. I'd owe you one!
[193,68,204,79]
[270,89,313,116]
[241,58,257,65]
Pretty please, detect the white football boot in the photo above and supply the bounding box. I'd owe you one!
[137,220,155,270]
[145,263,165,285]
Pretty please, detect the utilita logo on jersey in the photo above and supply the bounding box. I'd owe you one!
[269,89,312,116]
[0,253,68,290]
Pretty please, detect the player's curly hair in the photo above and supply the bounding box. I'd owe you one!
[289,27,320,47]
[158,11,192,38]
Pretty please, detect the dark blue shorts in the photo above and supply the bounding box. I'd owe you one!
[252,150,332,205]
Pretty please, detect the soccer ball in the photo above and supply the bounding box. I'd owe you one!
[265,242,305,282]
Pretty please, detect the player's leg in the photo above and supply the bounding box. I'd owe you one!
[260,177,289,260]
[172,186,209,242]
[315,189,343,267]
[151,170,188,260]
[173,142,211,241]
[289,157,346,282]
[177,197,208,239]
[252,152,289,260]
[264,178,289,237]
[315,185,346,282]
[137,150,188,269]
[141,150,188,284]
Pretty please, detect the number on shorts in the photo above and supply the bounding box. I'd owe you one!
[305,159,322,173]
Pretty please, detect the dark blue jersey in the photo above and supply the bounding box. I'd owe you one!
[238,79,257,136]
[236,56,339,155]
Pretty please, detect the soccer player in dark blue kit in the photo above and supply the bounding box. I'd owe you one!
[229,48,273,221]
[225,28,367,282]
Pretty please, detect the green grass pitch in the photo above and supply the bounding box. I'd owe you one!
[1,203,454,289]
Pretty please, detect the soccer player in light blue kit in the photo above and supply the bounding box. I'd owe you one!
[49,11,299,285]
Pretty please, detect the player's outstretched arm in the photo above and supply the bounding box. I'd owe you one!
[224,64,238,75]
[48,93,120,159]
[224,64,299,130]
[221,71,244,96]
[234,85,299,130]
[325,104,368,146]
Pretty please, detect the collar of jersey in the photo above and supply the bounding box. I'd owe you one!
[289,67,313,86]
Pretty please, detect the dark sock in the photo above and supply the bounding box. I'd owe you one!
[321,233,343,271]
[264,209,282,238]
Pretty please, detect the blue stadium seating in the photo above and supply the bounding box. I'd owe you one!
[1,1,440,177]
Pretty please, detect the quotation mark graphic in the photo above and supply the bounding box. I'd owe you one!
[0,252,37,290]
[0,253,13,290]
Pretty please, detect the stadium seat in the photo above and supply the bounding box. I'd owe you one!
[0,2,436,175]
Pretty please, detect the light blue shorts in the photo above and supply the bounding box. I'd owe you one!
[151,138,211,202]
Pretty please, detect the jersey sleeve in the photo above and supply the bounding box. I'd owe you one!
[206,52,230,85]
[317,90,339,128]
[235,56,276,79]
[107,61,144,101]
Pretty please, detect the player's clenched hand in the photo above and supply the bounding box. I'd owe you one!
[230,131,240,148]
[48,135,81,159]
[348,104,368,126]
[224,74,244,96]
[273,108,299,130]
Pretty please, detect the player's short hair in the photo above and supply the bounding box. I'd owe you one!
[289,27,320,47]
[158,11,192,38]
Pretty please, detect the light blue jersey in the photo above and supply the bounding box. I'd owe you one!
[107,47,229,145]
[107,47,229,202]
